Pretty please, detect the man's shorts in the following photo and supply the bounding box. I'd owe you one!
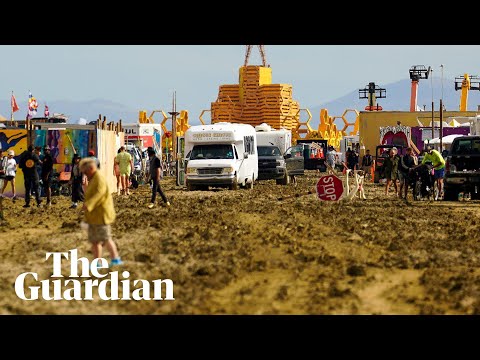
[434,168,445,180]
[88,224,112,244]
[362,165,372,174]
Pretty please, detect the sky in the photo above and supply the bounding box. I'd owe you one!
[1,45,480,122]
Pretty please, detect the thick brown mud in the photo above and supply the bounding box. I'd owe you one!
[1,172,479,314]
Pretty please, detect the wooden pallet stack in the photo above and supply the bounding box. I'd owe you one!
[211,66,300,131]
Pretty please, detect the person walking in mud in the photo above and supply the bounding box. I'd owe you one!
[113,148,121,195]
[326,146,337,174]
[0,149,7,193]
[70,154,85,209]
[383,148,399,197]
[147,147,170,209]
[18,145,42,208]
[115,146,133,195]
[1,150,18,200]
[41,146,54,206]
[79,157,123,267]
[361,149,373,179]
[398,147,415,200]
[421,145,446,199]
[34,146,43,198]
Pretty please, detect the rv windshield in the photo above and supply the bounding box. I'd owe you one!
[190,144,235,160]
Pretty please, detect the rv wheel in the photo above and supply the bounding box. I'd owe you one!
[186,181,196,191]
[276,171,289,185]
[246,175,254,189]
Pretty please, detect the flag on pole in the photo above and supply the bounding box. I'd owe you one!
[28,91,38,117]
[44,104,50,117]
[11,93,19,113]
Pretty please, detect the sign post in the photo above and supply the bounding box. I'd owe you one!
[316,175,344,201]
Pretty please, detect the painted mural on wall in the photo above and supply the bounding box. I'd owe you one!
[153,128,162,157]
[0,130,28,197]
[33,129,94,173]
[379,125,411,148]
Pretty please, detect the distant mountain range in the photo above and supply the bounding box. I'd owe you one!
[309,77,480,129]
[1,77,479,129]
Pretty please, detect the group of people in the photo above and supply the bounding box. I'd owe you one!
[0,143,174,266]
[1,143,170,210]
[112,146,170,208]
[325,146,374,180]
[382,145,445,199]
[0,145,54,207]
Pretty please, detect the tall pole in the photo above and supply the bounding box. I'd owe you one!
[440,65,444,152]
[10,91,13,123]
[169,91,180,162]
[172,92,176,161]
[431,68,435,141]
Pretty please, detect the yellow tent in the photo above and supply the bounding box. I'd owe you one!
[449,119,461,127]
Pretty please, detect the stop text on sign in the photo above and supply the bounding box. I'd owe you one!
[316,175,343,201]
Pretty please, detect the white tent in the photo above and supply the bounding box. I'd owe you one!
[426,134,464,145]
[427,120,450,128]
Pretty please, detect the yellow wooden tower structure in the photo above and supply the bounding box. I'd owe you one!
[211,45,300,131]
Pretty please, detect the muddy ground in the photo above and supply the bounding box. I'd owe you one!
[0,171,479,315]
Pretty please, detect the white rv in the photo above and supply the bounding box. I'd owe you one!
[184,122,258,190]
[255,123,292,154]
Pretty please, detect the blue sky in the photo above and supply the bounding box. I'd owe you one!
[1,45,479,121]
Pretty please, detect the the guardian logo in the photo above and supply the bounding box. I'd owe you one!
[14,249,175,301]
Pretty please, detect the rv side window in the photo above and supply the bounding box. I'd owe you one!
[234,146,238,159]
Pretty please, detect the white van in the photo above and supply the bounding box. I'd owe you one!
[184,122,258,190]
[255,123,292,154]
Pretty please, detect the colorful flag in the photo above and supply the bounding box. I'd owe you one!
[28,91,38,117]
[44,104,50,117]
[11,93,19,113]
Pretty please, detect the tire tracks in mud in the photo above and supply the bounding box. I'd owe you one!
[355,269,424,315]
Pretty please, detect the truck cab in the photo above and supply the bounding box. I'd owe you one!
[257,144,304,185]
[444,136,480,200]
[257,145,288,184]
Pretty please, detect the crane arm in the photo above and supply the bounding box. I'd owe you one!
[258,45,267,67]
[244,45,268,67]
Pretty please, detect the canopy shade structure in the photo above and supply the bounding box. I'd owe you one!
[425,134,464,145]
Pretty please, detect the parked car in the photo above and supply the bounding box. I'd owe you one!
[444,136,480,200]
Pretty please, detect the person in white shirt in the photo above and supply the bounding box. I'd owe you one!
[0,149,6,190]
[1,150,18,200]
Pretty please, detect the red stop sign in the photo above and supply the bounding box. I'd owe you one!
[165,131,172,138]
[316,175,344,201]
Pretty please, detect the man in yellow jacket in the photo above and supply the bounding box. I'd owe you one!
[79,157,123,266]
